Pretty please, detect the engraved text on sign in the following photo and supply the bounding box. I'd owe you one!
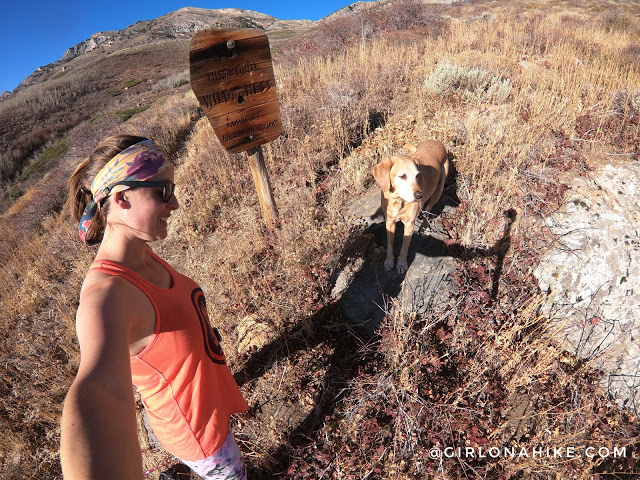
[190,29,282,153]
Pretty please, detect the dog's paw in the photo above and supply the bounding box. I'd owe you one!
[384,259,395,271]
[396,259,408,274]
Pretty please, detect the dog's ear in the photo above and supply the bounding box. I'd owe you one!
[403,143,417,155]
[372,158,394,192]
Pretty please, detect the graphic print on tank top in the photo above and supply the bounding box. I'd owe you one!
[191,288,226,364]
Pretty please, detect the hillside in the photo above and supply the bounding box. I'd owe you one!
[1,0,639,479]
[0,7,313,205]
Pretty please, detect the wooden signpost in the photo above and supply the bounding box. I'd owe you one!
[189,29,281,227]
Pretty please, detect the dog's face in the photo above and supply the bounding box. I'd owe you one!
[391,157,424,203]
[373,155,423,203]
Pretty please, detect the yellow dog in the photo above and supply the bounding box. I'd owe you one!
[372,140,449,273]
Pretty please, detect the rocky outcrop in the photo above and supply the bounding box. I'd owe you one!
[534,159,640,413]
[61,7,313,62]
[63,33,116,59]
[324,2,377,20]
[334,156,640,413]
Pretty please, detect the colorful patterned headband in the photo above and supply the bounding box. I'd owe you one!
[78,139,171,245]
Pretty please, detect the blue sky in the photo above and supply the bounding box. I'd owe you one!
[0,0,357,93]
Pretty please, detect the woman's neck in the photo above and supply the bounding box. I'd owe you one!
[95,229,150,271]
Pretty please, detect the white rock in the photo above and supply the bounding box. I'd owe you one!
[534,160,640,412]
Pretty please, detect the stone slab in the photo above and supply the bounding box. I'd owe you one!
[333,188,456,335]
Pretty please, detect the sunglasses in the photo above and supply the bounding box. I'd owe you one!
[109,180,176,203]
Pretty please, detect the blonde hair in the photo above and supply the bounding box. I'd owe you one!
[68,134,148,245]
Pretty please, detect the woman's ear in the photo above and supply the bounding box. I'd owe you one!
[112,191,131,209]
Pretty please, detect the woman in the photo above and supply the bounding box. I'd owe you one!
[61,135,249,480]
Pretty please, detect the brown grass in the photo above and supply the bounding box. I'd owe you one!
[1,0,639,478]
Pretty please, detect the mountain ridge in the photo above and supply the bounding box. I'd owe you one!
[12,6,316,92]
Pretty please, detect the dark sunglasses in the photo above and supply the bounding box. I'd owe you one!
[108,180,176,203]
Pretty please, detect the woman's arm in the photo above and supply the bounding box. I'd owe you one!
[60,276,144,479]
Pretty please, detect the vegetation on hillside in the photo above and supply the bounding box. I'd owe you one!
[0,0,639,478]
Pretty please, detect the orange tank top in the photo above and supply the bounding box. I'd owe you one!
[90,250,248,461]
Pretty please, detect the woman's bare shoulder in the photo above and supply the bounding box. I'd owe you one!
[76,267,153,337]
[79,268,134,305]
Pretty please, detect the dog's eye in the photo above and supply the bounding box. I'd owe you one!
[399,174,407,180]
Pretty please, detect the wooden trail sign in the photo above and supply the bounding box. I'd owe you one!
[190,28,281,227]
[190,29,282,153]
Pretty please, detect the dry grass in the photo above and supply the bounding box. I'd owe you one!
[1,0,639,478]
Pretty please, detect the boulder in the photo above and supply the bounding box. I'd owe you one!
[237,314,276,354]
[333,188,456,335]
[534,160,640,413]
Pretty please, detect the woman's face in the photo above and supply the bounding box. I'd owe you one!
[115,165,179,242]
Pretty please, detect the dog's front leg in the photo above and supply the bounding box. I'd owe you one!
[396,220,415,274]
[384,218,396,271]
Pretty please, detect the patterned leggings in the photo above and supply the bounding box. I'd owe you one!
[180,428,247,480]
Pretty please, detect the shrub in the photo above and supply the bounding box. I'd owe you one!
[116,104,150,121]
[124,77,147,88]
[612,89,640,116]
[424,60,513,104]
[603,12,640,36]
[17,136,68,181]
[9,187,23,201]
[152,70,190,93]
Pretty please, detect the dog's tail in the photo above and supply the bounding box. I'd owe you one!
[403,143,417,155]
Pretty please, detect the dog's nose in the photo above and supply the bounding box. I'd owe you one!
[414,191,423,200]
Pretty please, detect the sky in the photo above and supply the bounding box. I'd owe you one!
[0,0,356,93]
